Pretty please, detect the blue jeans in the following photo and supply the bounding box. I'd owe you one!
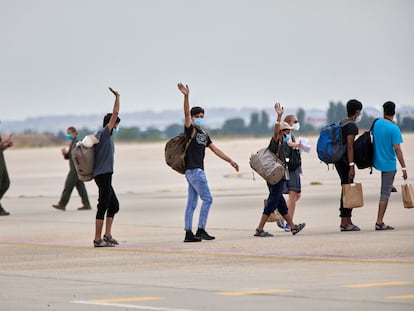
[184,168,213,231]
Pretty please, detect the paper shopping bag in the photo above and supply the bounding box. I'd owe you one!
[264,199,282,222]
[342,183,364,208]
[401,184,414,208]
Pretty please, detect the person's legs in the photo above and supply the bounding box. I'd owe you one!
[376,171,396,230]
[75,179,90,208]
[57,169,77,207]
[184,170,199,231]
[335,161,356,230]
[103,186,120,243]
[94,174,113,246]
[185,169,212,230]
[0,163,10,215]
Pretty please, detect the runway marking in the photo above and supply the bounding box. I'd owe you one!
[1,241,414,266]
[343,281,414,288]
[386,294,414,300]
[71,300,196,311]
[217,289,292,296]
[90,296,161,303]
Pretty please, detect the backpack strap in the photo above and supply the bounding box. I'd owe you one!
[184,127,197,154]
[369,118,379,132]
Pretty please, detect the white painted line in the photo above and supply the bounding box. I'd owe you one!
[71,300,198,311]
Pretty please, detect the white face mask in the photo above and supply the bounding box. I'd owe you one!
[293,122,300,131]
[355,115,362,123]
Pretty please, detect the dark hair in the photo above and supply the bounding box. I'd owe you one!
[103,113,121,127]
[383,101,396,116]
[67,126,77,134]
[346,99,363,117]
[190,106,205,116]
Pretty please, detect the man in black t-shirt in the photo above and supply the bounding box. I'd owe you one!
[335,99,363,232]
[177,83,239,242]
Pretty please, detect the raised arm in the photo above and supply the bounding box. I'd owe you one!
[178,83,192,128]
[107,87,120,131]
[273,103,283,141]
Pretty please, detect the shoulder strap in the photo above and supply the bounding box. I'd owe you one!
[184,127,197,154]
[369,118,380,132]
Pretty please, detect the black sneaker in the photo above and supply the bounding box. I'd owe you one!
[184,230,202,243]
[291,223,306,235]
[195,228,215,240]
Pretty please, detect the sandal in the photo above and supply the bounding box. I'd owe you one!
[254,229,273,237]
[340,224,361,232]
[93,239,114,247]
[291,223,306,235]
[375,223,394,231]
[104,234,119,245]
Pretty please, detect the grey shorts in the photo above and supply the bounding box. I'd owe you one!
[283,168,301,193]
[380,171,396,202]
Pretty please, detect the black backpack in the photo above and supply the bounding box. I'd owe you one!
[353,118,379,170]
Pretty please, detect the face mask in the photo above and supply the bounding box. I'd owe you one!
[66,134,73,140]
[284,134,291,142]
[355,115,362,123]
[193,118,204,127]
[113,126,120,135]
[293,122,300,131]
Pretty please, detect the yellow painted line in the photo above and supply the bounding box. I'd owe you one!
[90,296,161,303]
[387,294,414,300]
[217,289,292,296]
[344,281,414,288]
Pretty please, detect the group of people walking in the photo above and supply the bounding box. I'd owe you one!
[0,85,409,247]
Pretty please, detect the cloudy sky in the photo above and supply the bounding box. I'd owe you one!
[1,0,413,121]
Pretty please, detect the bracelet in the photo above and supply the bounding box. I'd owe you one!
[349,162,355,167]
[402,167,407,171]
[275,121,280,125]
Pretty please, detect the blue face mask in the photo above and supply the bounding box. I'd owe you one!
[112,126,120,135]
[66,134,73,140]
[193,118,204,127]
[284,134,291,142]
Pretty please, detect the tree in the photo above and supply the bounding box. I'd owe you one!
[222,118,246,135]
[164,123,183,138]
[327,101,346,123]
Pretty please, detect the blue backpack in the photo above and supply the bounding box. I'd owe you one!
[317,120,351,164]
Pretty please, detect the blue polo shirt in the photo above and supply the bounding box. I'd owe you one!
[372,118,403,172]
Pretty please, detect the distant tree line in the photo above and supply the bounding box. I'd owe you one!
[57,102,414,141]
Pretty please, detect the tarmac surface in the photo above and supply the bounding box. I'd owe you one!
[1,136,413,310]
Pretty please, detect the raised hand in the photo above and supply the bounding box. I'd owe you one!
[274,102,284,116]
[108,87,120,97]
[177,83,189,96]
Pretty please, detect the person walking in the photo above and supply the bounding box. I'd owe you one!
[280,114,303,232]
[254,103,306,237]
[177,83,239,242]
[93,87,121,247]
[0,134,13,216]
[52,127,91,211]
[335,99,363,232]
[372,101,408,230]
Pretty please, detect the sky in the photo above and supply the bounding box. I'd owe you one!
[1,0,413,121]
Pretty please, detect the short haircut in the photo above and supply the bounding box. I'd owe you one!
[190,106,205,116]
[346,99,363,117]
[383,101,396,116]
[67,126,77,134]
[103,113,121,127]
